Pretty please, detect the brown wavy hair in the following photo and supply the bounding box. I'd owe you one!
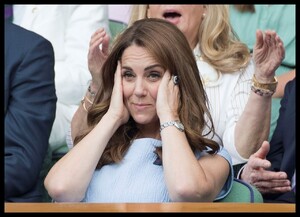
[74,18,219,169]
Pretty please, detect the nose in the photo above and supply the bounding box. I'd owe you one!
[133,78,147,97]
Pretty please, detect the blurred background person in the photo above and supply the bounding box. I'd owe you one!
[12,4,111,160]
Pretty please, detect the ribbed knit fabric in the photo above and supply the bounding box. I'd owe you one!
[82,138,233,202]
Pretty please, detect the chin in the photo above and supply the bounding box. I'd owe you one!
[131,115,155,125]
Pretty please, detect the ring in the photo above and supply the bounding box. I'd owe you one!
[173,76,179,85]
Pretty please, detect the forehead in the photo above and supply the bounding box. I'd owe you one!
[121,45,157,65]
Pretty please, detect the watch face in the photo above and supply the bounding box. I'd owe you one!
[175,121,184,131]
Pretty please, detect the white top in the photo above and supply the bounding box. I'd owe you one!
[194,44,254,165]
[13,5,110,150]
[82,138,233,202]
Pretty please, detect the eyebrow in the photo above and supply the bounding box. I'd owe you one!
[122,64,163,71]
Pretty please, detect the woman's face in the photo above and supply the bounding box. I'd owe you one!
[147,5,205,49]
[121,44,164,127]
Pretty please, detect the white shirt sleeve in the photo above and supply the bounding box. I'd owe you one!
[221,60,255,165]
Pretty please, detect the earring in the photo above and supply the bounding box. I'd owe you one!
[202,13,206,20]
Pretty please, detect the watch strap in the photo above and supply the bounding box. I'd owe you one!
[160,120,184,132]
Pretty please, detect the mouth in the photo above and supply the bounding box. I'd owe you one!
[162,11,182,25]
[163,11,182,19]
[132,103,151,110]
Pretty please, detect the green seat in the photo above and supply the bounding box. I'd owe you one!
[216,178,263,203]
[109,19,127,43]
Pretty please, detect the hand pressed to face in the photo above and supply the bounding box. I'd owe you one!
[156,71,180,122]
[107,61,129,126]
[253,30,285,82]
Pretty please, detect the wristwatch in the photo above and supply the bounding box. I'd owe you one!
[160,120,185,132]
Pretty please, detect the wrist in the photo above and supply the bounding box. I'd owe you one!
[160,120,185,132]
[253,74,278,91]
[88,80,99,99]
[251,75,278,97]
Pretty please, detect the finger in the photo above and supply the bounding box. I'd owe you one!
[89,37,103,52]
[253,141,270,159]
[265,30,276,48]
[263,30,272,47]
[247,142,271,169]
[111,61,123,100]
[255,170,289,182]
[255,29,264,50]
[114,61,122,83]
[269,34,275,49]
[93,27,105,37]
[275,34,284,48]
[275,34,285,60]
[90,30,106,46]
[253,178,291,189]
[161,70,171,85]
[256,185,292,194]
[101,34,110,55]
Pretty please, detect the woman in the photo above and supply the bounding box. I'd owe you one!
[44,18,233,202]
[76,5,284,176]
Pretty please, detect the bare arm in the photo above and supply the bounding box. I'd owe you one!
[45,62,129,202]
[235,30,285,159]
[71,28,110,143]
[157,72,230,202]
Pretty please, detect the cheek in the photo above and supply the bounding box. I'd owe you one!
[148,84,160,101]
[148,7,159,18]
[122,84,133,100]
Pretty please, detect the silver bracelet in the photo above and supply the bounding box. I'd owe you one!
[160,120,185,132]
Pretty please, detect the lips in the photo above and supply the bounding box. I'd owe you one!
[132,103,151,111]
[162,11,182,25]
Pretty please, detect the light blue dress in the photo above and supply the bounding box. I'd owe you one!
[82,138,233,202]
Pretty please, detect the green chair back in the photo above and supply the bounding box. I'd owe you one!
[109,19,127,42]
[216,178,263,203]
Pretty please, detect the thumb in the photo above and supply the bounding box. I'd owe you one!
[254,141,270,159]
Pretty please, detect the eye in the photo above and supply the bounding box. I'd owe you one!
[148,71,162,81]
[122,70,135,81]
